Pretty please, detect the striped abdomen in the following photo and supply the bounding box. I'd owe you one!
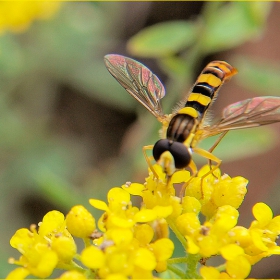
[153,61,237,170]
[167,61,237,144]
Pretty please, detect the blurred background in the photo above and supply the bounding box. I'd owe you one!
[1,1,280,278]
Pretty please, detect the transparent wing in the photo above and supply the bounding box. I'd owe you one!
[104,54,166,121]
[200,96,280,139]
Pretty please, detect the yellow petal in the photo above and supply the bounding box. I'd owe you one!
[250,228,268,251]
[155,260,167,273]
[6,267,30,279]
[182,196,201,214]
[108,228,133,245]
[110,215,134,228]
[198,235,219,257]
[134,224,154,245]
[267,245,280,255]
[59,270,87,279]
[268,216,280,232]
[152,238,174,261]
[175,213,200,236]
[252,202,272,226]
[134,248,156,271]
[226,255,251,278]
[200,266,220,279]
[30,250,58,278]
[220,244,244,260]
[89,199,109,211]
[185,236,200,254]
[153,205,173,218]
[134,209,157,223]
[122,183,145,196]
[106,273,128,280]
[10,228,33,249]
[39,210,65,236]
[52,235,77,262]
[108,187,131,204]
[228,226,251,247]
[170,170,190,184]
[81,246,105,269]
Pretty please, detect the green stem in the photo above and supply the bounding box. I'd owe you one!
[167,218,187,248]
[216,263,226,272]
[167,263,186,279]
[168,257,188,264]
[184,253,201,279]
[57,260,85,273]
[167,219,201,278]
[83,237,92,248]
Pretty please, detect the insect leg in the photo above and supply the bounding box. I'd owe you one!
[208,131,228,153]
[179,159,198,198]
[192,147,222,177]
[192,147,222,198]
[207,131,228,173]
[143,145,159,179]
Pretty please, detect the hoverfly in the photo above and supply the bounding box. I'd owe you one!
[104,54,280,179]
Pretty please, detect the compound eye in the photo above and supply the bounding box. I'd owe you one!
[169,142,191,169]
[153,139,170,161]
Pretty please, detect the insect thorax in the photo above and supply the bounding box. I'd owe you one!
[166,114,197,143]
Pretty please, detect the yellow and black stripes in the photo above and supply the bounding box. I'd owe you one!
[153,61,237,170]
[184,61,237,118]
[166,61,237,144]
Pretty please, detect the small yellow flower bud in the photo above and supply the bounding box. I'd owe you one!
[151,238,174,261]
[175,213,200,236]
[134,224,154,245]
[81,246,105,269]
[52,235,77,262]
[66,205,96,238]
[133,248,156,271]
[228,226,251,247]
[182,196,201,214]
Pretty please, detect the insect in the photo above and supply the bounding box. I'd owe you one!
[104,54,280,179]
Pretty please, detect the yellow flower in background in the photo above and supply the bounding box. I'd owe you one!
[0,1,60,34]
[7,211,76,278]
[6,165,280,279]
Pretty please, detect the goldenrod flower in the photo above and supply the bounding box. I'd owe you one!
[6,165,280,279]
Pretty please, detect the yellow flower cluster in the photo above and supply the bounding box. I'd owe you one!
[6,164,280,279]
[7,211,77,278]
[0,1,60,34]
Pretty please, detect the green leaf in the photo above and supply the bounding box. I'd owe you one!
[158,56,189,80]
[234,56,280,96]
[127,20,197,58]
[201,2,272,53]
[197,126,277,162]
